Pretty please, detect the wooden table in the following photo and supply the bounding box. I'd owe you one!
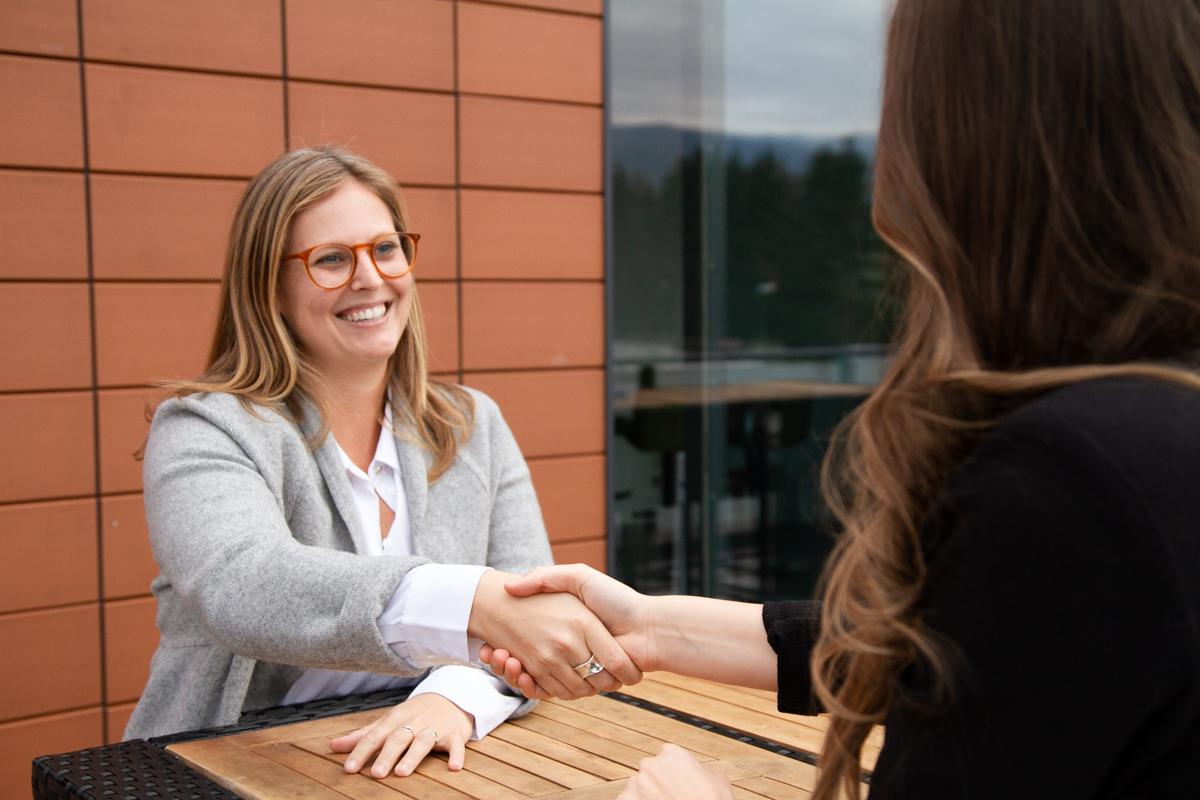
[166,675,882,799]
[619,674,883,773]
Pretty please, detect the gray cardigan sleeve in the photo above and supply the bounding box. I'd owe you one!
[143,396,426,677]
[471,390,555,574]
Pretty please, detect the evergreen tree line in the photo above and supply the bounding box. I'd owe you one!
[613,142,895,350]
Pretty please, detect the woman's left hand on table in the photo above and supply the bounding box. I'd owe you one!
[330,693,474,778]
[618,744,734,800]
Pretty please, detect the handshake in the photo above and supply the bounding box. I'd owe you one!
[463,565,774,800]
[465,564,775,700]
[465,564,652,699]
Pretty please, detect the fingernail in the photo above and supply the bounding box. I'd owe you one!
[345,760,357,771]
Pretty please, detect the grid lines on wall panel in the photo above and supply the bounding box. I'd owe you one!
[0,1,605,795]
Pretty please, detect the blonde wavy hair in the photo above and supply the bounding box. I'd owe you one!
[811,2,1200,797]
[166,146,473,482]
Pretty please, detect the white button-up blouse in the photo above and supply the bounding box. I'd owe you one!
[281,408,522,739]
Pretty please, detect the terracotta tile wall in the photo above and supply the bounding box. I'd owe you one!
[0,0,605,795]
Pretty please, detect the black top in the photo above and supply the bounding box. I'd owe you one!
[764,378,1200,798]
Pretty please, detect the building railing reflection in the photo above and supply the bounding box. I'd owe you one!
[611,344,888,601]
[611,342,889,404]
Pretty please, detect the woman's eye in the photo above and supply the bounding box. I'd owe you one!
[375,243,397,256]
[314,253,349,268]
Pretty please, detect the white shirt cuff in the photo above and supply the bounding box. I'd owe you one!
[409,665,524,740]
[377,564,491,669]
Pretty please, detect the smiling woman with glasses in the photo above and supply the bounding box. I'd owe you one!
[122,146,638,779]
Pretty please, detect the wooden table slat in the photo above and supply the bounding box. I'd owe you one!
[489,724,634,780]
[700,761,761,782]
[511,713,660,768]
[529,701,713,762]
[430,748,565,796]
[288,737,528,800]
[557,697,799,766]
[537,779,630,799]
[168,737,348,800]
[278,742,473,800]
[553,697,823,792]
[412,755,531,800]
[252,743,418,800]
[617,681,828,755]
[734,775,814,799]
[224,710,381,748]
[467,735,604,790]
[633,674,883,769]
[645,674,829,735]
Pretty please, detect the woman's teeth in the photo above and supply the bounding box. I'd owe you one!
[339,303,387,322]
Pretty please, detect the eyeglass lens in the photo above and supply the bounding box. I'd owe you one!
[307,234,416,288]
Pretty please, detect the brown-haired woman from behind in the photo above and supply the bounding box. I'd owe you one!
[479,1,1200,797]
[124,146,639,778]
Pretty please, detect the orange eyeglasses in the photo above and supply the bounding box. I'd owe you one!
[284,232,420,289]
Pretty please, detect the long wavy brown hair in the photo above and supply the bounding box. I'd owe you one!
[811,2,1200,797]
[166,146,473,482]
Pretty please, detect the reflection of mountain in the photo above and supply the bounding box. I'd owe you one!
[613,125,894,350]
[610,124,877,183]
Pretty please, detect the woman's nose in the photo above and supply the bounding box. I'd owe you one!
[349,245,383,289]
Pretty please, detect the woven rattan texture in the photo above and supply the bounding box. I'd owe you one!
[31,740,238,800]
[31,687,414,800]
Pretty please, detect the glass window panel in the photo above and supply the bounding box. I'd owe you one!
[609,0,892,600]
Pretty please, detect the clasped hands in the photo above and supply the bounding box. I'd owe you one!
[476,565,735,800]
[467,568,647,697]
[472,565,652,699]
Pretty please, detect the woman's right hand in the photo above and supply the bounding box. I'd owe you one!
[467,569,643,699]
[479,565,656,698]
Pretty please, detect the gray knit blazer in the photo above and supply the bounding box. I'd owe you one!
[124,388,552,739]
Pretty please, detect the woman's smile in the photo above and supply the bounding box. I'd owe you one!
[337,301,391,323]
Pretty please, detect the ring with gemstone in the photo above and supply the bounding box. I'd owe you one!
[572,654,605,679]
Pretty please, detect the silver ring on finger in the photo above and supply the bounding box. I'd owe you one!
[418,729,437,743]
[402,726,415,737]
[572,653,605,679]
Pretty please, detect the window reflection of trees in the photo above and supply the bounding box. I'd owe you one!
[613,139,893,352]
[611,135,897,601]
[727,142,889,348]
[612,162,684,348]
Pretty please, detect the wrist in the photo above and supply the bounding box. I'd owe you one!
[639,594,667,673]
[466,569,516,641]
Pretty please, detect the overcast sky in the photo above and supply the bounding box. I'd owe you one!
[611,0,889,138]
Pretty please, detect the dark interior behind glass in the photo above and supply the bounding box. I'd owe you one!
[607,0,893,601]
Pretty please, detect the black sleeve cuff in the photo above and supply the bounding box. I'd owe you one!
[762,600,823,715]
